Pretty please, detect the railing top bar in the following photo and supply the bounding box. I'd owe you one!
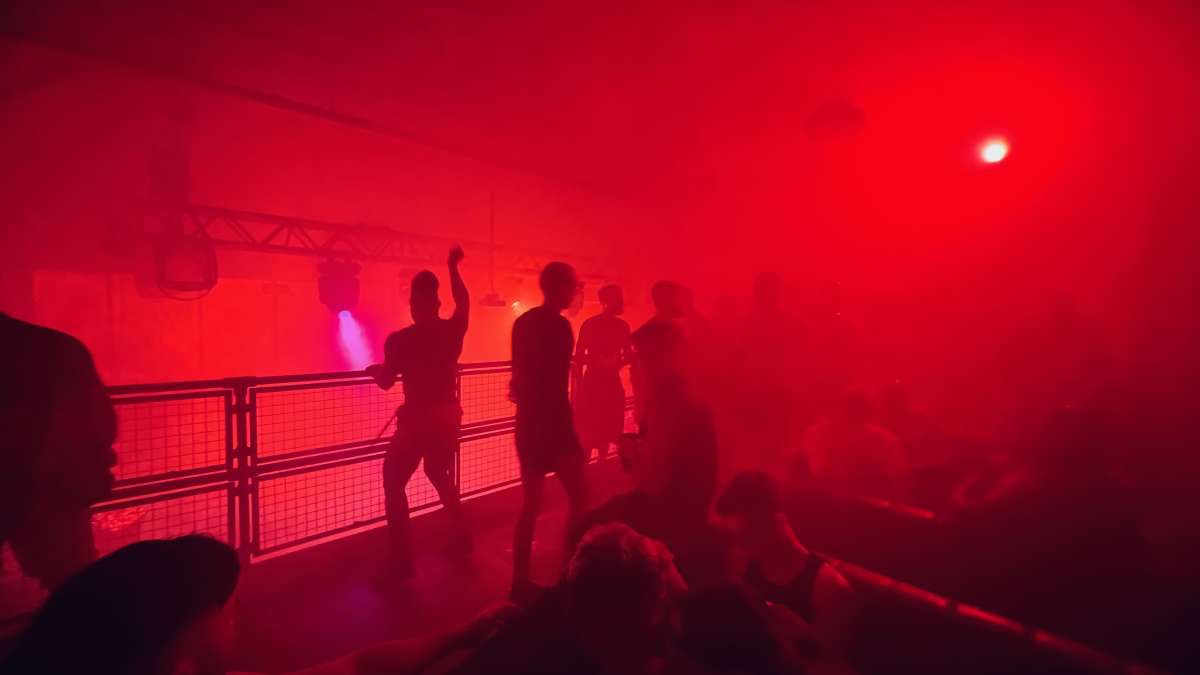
[108,378,236,395]
[245,370,369,386]
[460,360,514,371]
[106,361,517,394]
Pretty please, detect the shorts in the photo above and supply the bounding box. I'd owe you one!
[575,371,626,450]
[386,403,461,472]
[515,404,584,476]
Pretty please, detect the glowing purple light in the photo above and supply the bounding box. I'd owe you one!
[336,311,373,369]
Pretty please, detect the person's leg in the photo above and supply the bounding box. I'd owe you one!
[554,454,590,559]
[383,428,422,572]
[10,508,96,591]
[423,406,470,554]
[512,469,545,599]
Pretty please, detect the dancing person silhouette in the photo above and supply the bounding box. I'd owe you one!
[366,246,472,582]
[509,262,589,604]
[573,284,632,459]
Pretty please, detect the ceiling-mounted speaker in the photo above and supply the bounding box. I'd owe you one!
[318,259,362,314]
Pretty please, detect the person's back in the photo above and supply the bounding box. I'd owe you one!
[578,313,630,375]
[638,373,718,521]
[512,305,574,413]
[366,250,474,580]
[574,296,632,457]
[509,262,589,601]
[383,316,465,406]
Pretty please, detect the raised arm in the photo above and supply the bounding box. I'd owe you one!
[448,245,469,329]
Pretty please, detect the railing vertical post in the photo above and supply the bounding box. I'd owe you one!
[230,378,255,565]
[454,367,463,499]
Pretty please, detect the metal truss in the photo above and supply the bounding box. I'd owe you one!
[180,204,606,278]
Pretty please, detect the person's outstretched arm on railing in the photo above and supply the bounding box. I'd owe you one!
[366,333,402,390]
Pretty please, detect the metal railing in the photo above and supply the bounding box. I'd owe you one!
[88,361,611,563]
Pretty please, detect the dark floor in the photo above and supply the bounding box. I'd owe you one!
[233,458,629,674]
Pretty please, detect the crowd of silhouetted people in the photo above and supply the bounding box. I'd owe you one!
[3,250,1199,674]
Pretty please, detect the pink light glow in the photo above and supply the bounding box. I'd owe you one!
[337,310,373,369]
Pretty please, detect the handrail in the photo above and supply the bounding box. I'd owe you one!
[106,362,519,394]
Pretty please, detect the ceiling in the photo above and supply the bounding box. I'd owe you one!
[5,0,1199,220]
[3,0,885,198]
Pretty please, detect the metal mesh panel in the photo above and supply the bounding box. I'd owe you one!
[459,433,521,494]
[256,457,438,552]
[255,382,404,458]
[459,370,516,424]
[112,394,227,480]
[92,489,231,556]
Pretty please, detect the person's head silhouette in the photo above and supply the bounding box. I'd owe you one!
[651,281,685,319]
[2,535,241,675]
[567,523,686,670]
[599,284,624,315]
[540,262,581,312]
[631,319,687,383]
[409,270,441,323]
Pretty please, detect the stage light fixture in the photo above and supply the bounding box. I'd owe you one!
[318,259,361,314]
[481,291,509,307]
[154,233,218,299]
[981,138,1009,163]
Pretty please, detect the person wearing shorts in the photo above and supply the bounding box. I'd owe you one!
[509,261,589,603]
[367,246,472,581]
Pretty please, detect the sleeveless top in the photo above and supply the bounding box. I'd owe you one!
[745,553,826,623]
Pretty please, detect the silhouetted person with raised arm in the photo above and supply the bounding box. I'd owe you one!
[510,262,589,603]
[366,246,471,581]
[1,313,116,591]
[573,284,632,459]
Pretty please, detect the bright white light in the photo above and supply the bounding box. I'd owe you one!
[981,138,1009,163]
[511,301,523,313]
[336,311,373,369]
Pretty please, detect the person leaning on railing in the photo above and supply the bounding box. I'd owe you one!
[363,246,473,583]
